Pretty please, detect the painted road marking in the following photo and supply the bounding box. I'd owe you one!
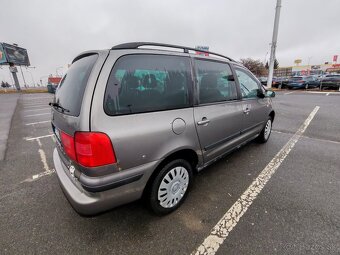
[192,106,320,255]
[25,134,54,141]
[22,101,50,105]
[272,130,340,145]
[24,112,50,117]
[284,92,293,95]
[22,97,53,100]
[22,104,49,108]
[23,107,50,112]
[22,148,55,183]
[25,120,50,126]
[306,91,338,95]
[23,104,50,109]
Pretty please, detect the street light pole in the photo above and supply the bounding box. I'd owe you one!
[25,68,36,87]
[19,66,28,88]
[267,0,282,89]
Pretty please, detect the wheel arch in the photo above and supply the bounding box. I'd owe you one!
[269,110,275,122]
[142,148,199,198]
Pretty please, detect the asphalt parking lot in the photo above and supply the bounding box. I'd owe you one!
[0,91,339,254]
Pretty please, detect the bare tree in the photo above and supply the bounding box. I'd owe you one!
[240,58,267,76]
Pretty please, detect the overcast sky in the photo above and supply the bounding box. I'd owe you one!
[1,0,339,86]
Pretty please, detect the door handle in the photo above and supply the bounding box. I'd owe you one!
[197,118,210,126]
[243,108,250,114]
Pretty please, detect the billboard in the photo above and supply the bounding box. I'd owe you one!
[0,43,30,66]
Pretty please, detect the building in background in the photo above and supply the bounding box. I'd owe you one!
[274,63,340,77]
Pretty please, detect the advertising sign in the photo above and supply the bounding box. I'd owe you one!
[1,43,30,66]
[48,77,62,85]
[294,59,302,65]
[195,46,209,56]
[0,44,7,64]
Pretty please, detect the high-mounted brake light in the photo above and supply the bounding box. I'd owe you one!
[74,132,116,167]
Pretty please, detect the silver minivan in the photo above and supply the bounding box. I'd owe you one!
[51,42,275,215]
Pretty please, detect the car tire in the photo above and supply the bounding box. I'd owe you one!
[148,159,193,215]
[257,117,272,143]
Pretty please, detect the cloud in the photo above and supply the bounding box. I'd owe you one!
[1,0,339,85]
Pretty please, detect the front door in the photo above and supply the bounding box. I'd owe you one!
[193,59,244,164]
[234,67,269,139]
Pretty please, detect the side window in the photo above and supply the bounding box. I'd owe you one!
[235,69,260,98]
[195,59,238,104]
[104,54,192,115]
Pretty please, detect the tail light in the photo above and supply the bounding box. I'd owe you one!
[60,132,76,161]
[60,131,116,167]
[75,132,116,167]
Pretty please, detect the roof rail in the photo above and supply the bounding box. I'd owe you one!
[111,42,235,62]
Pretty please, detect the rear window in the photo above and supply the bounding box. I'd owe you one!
[104,54,192,116]
[55,54,98,116]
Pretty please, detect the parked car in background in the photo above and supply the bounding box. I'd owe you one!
[47,76,62,93]
[257,76,267,86]
[51,42,276,216]
[320,74,340,90]
[272,77,289,88]
[286,76,320,89]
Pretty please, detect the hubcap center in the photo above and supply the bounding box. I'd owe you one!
[171,182,180,194]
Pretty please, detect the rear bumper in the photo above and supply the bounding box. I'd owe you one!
[53,148,157,215]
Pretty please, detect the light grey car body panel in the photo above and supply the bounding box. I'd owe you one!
[90,49,203,172]
[193,101,245,163]
[52,47,274,215]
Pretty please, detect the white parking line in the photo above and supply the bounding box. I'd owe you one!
[24,106,50,111]
[22,149,55,183]
[272,130,340,145]
[192,106,320,255]
[22,103,49,107]
[23,107,50,112]
[284,92,293,95]
[307,91,330,94]
[25,120,50,126]
[25,134,54,141]
[24,113,50,117]
[326,93,330,96]
[22,97,53,100]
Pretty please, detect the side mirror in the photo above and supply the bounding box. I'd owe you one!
[266,90,276,98]
[257,89,265,98]
[224,75,235,81]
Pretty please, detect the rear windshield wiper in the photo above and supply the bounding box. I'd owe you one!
[49,102,70,113]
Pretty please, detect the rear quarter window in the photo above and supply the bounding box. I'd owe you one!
[104,54,192,116]
[55,54,98,116]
